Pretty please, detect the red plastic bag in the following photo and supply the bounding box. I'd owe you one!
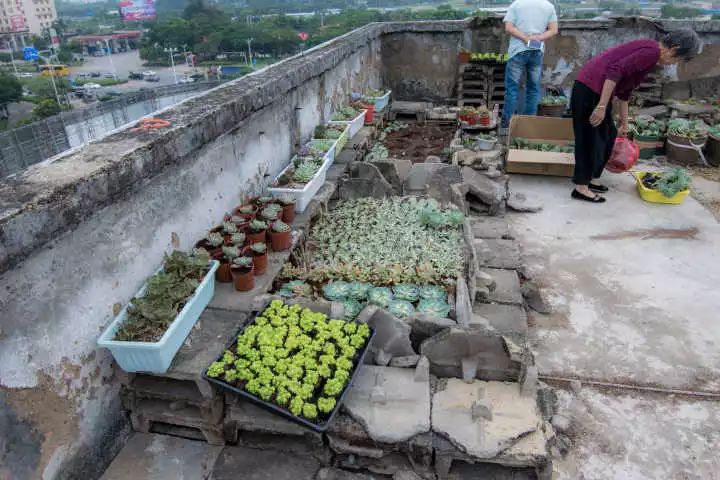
[605,137,639,173]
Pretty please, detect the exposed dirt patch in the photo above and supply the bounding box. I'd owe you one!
[384,124,456,163]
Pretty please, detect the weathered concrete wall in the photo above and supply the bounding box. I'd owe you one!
[0,25,383,480]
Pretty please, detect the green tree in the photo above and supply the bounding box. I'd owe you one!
[32,98,61,118]
[30,34,49,50]
[0,72,23,119]
[23,76,70,99]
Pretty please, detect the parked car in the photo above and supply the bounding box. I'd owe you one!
[102,72,115,79]
[83,83,102,90]
[143,71,159,82]
[16,72,33,78]
[90,71,101,77]
[128,71,143,80]
[178,76,194,84]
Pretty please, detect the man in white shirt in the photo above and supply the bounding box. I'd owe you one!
[501,0,559,128]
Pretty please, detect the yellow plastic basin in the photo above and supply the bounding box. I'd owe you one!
[633,171,690,205]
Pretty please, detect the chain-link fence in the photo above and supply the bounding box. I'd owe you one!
[0,81,223,178]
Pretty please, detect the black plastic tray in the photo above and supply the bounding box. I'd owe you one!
[203,313,375,432]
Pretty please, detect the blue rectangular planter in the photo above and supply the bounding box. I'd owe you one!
[367,90,391,112]
[98,260,220,373]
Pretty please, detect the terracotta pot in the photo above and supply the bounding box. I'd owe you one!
[281,203,296,224]
[252,251,268,275]
[247,229,267,245]
[458,51,471,64]
[270,229,291,251]
[363,104,375,124]
[231,265,254,291]
[216,262,233,283]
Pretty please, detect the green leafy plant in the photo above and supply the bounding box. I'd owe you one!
[540,96,568,106]
[629,115,666,138]
[642,168,691,197]
[223,221,238,234]
[332,106,359,121]
[388,299,415,318]
[512,138,574,153]
[249,219,267,233]
[323,281,350,301]
[231,233,246,245]
[368,287,394,307]
[251,242,267,254]
[417,298,451,317]
[709,124,720,138]
[193,247,209,257]
[419,284,447,301]
[292,161,321,183]
[232,256,253,269]
[222,245,240,261]
[206,232,224,248]
[667,119,709,139]
[342,298,363,321]
[207,300,371,423]
[393,284,419,302]
[347,281,372,301]
[237,205,256,214]
[114,251,211,342]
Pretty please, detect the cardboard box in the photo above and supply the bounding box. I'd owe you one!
[506,115,575,177]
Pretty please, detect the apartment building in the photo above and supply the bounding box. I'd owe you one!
[0,0,57,48]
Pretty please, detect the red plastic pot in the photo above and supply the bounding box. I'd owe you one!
[216,262,233,283]
[479,115,491,126]
[231,265,254,291]
[458,51,471,64]
[270,229,291,251]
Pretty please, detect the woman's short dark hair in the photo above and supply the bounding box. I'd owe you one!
[661,29,701,61]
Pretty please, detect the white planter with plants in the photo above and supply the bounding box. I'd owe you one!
[313,124,350,153]
[268,154,328,213]
[364,89,391,111]
[329,106,366,139]
[98,252,220,373]
[475,133,498,151]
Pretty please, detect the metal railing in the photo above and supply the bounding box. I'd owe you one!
[0,81,223,178]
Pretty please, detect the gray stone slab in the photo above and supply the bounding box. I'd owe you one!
[472,304,527,336]
[480,268,522,305]
[402,163,445,195]
[471,217,513,240]
[317,468,376,480]
[365,308,416,365]
[461,167,507,216]
[431,379,543,460]
[406,313,456,343]
[100,433,222,480]
[343,365,431,443]
[474,239,521,269]
[420,327,522,382]
[327,163,347,182]
[211,445,321,480]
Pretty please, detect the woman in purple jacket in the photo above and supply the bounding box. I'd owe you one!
[571,30,700,203]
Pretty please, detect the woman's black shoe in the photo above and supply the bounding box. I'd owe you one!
[571,189,606,203]
[589,183,609,193]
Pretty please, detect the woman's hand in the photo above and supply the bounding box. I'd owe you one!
[589,104,607,127]
[618,123,629,138]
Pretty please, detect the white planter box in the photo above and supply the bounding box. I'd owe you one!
[366,91,391,111]
[329,109,366,140]
[268,156,327,213]
[98,260,220,373]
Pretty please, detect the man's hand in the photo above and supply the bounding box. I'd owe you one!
[527,35,542,43]
[589,104,607,127]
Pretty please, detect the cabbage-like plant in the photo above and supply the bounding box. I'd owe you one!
[347,281,372,301]
[388,299,415,318]
[323,281,350,301]
[278,280,313,298]
[393,284,419,302]
[368,287,393,307]
[418,284,447,301]
[342,298,363,321]
[417,298,451,317]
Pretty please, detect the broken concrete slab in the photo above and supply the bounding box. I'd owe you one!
[431,379,542,460]
[226,398,321,439]
[427,165,463,204]
[455,276,472,329]
[475,239,521,269]
[480,268,522,305]
[393,471,424,480]
[471,217,513,240]
[316,468,376,480]
[420,327,523,382]
[342,365,431,443]
[425,155,443,163]
[402,163,445,195]
[520,281,551,314]
[461,166,507,216]
[339,178,394,200]
[211,445,321,480]
[369,160,403,193]
[364,308,416,365]
[406,313,457,343]
[472,303,528,336]
[389,355,421,368]
[100,433,222,480]
[506,192,542,213]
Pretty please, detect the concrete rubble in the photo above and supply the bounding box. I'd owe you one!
[461,166,507,216]
[360,307,417,366]
[342,365,432,443]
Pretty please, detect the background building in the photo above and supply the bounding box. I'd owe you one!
[0,0,57,49]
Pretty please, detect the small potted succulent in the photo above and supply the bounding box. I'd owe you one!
[232,203,257,219]
[269,220,291,251]
[458,106,478,125]
[230,232,246,246]
[260,204,282,222]
[255,196,274,208]
[476,106,491,126]
[197,231,224,257]
[222,221,238,242]
[250,242,268,275]
[230,256,254,291]
[276,196,296,223]
[247,219,268,245]
[538,96,568,117]
[217,245,239,283]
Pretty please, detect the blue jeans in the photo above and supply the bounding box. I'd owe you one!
[501,50,544,128]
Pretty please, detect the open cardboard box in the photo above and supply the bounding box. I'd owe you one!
[506,115,575,177]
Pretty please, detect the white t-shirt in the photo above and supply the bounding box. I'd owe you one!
[503,0,558,59]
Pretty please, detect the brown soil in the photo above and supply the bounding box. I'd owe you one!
[384,124,456,163]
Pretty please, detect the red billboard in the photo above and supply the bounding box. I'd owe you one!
[10,15,26,32]
[119,0,156,21]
